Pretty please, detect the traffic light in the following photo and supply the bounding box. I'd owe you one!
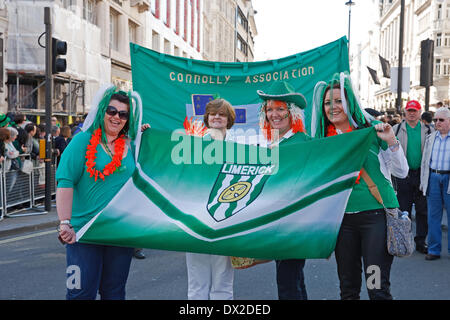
[420,39,434,87]
[52,37,67,74]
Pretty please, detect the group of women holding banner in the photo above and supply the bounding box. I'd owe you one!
[55,71,408,300]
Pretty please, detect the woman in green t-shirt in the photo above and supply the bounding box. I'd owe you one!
[311,73,408,300]
[56,86,148,300]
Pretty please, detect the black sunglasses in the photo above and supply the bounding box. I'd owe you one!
[106,106,129,120]
[433,118,446,123]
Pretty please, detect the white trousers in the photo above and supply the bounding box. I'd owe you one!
[186,252,234,300]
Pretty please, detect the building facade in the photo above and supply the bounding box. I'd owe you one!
[0,0,7,112]
[352,0,450,113]
[202,0,257,62]
[2,0,257,118]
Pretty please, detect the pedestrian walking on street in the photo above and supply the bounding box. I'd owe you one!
[311,72,408,300]
[392,100,434,254]
[56,85,149,300]
[420,107,450,261]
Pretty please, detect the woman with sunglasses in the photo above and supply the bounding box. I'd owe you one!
[55,85,149,300]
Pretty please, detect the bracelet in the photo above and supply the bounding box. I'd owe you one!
[59,219,71,225]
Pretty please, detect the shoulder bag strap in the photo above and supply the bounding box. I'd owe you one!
[359,168,385,207]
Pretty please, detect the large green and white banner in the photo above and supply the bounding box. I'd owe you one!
[78,128,376,260]
[75,37,369,259]
[131,37,349,133]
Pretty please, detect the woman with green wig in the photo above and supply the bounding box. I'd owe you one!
[311,72,408,300]
[55,85,149,300]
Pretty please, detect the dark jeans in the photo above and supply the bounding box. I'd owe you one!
[392,169,428,246]
[66,242,134,300]
[334,210,393,300]
[275,259,307,300]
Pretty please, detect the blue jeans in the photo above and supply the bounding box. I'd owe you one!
[275,259,307,300]
[66,242,134,300]
[427,172,450,256]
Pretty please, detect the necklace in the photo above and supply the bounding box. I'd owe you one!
[85,128,126,181]
[326,124,361,184]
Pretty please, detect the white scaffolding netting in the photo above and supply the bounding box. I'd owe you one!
[6,0,110,110]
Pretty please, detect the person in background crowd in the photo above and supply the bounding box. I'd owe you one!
[55,125,72,165]
[257,81,310,300]
[420,107,450,261]
[0,113,11,128]
[421,111,434,129]
[4,127,22,194]
[392,100,434,254]
[12,113,28,153]
[311,72,408,300]
[24,123,38,160]
[185,98,236,300]
[72,114,88,137]
[51,126,61,163]
[0,127,9,163]
[52,116,60,128]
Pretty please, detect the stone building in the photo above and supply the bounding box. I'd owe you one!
[202,0,257,62]
[352,0,450,113]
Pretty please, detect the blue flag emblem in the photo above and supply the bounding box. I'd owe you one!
[191,94,214,116]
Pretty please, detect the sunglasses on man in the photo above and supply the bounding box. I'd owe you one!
[106,105,129,120]
[433,118,446,123]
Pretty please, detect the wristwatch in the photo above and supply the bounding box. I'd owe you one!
[57,220,73,232]
[389,140,400,152]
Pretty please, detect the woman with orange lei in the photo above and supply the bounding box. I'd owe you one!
[311,73,408,300]
[56,86,149,300]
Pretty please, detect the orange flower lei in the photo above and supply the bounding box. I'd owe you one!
[85,128,126,181]
[326,124,361,184]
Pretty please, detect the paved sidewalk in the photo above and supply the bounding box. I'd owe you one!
[0,206,59,238]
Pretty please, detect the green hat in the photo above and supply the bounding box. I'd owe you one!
[257,81,307,109]
[0,113,10,127]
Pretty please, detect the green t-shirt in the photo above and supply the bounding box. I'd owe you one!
[345,134,399,212]
[406,122,422,170]
[56,131,136,232]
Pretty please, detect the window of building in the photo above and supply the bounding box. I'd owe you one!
[187,0,192,44]
[164,38,171,54]
[436,58,441,75]
[161,0,168,25]
[170,0,177,32]
[83,0,95,24]
[179,0,185,38]
[447,4,450,18]
[444,58,450,75]
[237,35,247,55]
[437,33,442,47]
[151,0,156,15]
[438,4,442,20]
[152,30,160,51]
[444,33,450,46]
[237,8,248,32]
[110,10,119,51]
[129,21,138,44]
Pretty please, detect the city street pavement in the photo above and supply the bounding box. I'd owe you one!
[0,206,449,300]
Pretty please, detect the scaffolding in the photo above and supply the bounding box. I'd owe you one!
[5,1,109,120]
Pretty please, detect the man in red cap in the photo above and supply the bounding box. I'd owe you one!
[392,100,434,254]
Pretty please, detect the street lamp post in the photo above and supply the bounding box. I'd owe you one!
[345,0,356,54]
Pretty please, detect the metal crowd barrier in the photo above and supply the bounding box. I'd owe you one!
[0,155,56,220]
